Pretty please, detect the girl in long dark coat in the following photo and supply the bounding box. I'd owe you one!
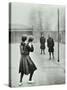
[19,35,28,85]
[40,34,46,54]
[19,36,37,85]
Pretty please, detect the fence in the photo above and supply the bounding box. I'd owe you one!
[9,30,65,44]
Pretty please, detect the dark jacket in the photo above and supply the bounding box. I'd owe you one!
[47,37,54,52]
[40,36,46,49]
[20,42,28,55]
[19,42,37,75]
[20,42,34,55]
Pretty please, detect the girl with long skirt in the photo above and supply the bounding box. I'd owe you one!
[19,36,37,85]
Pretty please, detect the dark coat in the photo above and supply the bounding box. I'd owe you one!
[47,37,54,52]
[19,42,37,75]
[40,36,46,49]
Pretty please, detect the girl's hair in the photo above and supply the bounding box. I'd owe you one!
[28,37,34,42]
[21,35,27,42]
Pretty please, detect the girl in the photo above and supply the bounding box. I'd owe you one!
[19,36,37,85]
[26,36,37,83]
[19,35,28,85]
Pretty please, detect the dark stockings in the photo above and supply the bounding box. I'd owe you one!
[52,52,54,59]
[20,73,24,83]
[41,49,45,54]
[20,71,34,82]
[29,71,34,81]
[49,52,51,60]
[49,52,54,60]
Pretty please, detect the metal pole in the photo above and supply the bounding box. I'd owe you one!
[57,8,60,62]
[9,2,12,87]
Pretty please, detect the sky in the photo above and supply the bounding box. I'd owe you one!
[11,3,65,31]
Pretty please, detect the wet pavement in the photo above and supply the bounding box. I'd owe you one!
[10,42,65,87]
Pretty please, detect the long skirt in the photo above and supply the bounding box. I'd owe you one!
[19,55,37,75]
